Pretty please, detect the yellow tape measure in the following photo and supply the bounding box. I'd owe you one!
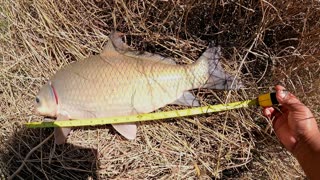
[25,93,277,128]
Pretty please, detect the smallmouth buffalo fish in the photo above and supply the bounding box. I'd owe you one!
[34,32,242,144]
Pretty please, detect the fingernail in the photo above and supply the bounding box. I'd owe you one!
[279,90,288,99]
[265,109,270,116]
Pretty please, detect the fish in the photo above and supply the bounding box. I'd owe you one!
[34,32,242,144]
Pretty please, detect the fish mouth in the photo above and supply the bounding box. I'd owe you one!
[33,108,56,120]
[43,116,56,122]
[33,107,40,115]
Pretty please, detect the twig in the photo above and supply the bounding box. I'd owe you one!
[227,32,261,101]
[8,133,54,180]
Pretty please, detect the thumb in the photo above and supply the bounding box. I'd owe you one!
[275,85,307,112]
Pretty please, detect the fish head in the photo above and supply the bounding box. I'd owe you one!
[34,82,58,117]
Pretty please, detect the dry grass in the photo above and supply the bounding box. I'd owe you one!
[0,0,319,179]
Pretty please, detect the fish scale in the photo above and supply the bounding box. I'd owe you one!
[52,56,191,117]
[34,32,242,144]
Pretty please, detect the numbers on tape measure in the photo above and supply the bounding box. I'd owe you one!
[186,109,191,115]
[25,99,256,128]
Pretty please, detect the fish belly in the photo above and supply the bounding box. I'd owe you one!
[51,55,197,119]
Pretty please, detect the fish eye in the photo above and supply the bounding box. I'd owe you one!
[35,97,40,104]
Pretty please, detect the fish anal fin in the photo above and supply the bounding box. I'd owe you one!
[112,123,137,140]
[54,113,71,145]
[171,91,200,106]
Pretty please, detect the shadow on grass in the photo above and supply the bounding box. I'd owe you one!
[0,127,97,180]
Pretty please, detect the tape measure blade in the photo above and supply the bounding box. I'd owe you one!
[25,99,257,128]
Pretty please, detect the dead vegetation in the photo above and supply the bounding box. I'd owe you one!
[0,0,319,179]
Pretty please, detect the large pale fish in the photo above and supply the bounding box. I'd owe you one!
[34,32,242,144]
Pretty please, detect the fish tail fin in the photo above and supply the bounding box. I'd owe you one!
[198,44,243,90]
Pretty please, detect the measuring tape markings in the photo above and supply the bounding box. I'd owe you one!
[25,99,258,128]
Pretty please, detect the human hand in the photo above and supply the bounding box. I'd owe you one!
[263,85,319,155]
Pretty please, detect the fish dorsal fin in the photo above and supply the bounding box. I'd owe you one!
[100,31,130,57]
[125,51,177,65]
[101,31,176,65]
[109,31,131,52]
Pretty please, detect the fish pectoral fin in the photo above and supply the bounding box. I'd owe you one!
[54,114,71,145]
[170,91,200,107]
[112,123,137,140]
